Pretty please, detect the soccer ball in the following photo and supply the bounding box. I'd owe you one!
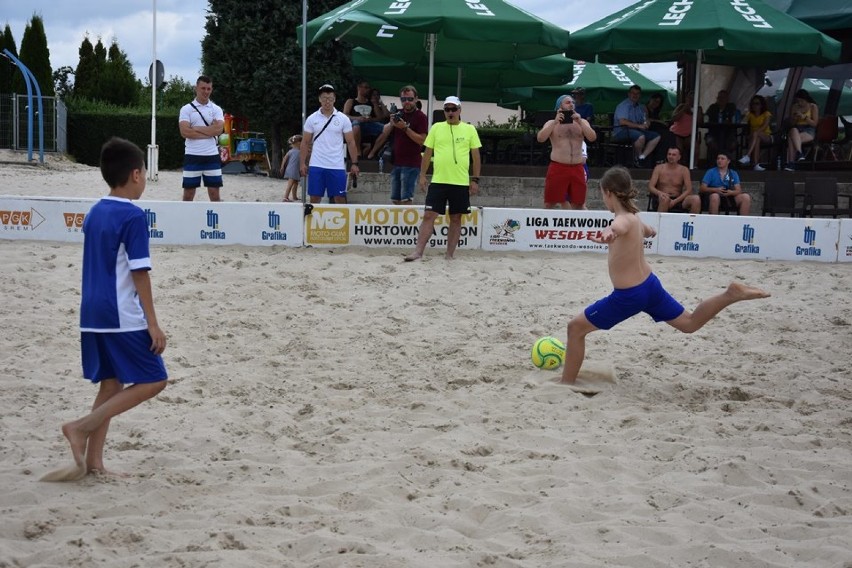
[531,336,566,370]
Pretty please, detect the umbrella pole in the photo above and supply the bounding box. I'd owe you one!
[689,50,701,170]
[457,67,462,99]
[428,33,436,128]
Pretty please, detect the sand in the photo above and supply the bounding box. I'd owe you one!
[1,150,851,567]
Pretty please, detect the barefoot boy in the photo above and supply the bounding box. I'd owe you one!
[560,166,769,385]
[58,137,168,477]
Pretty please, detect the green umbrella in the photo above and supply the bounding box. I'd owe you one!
[502,62,675,115]
[298,0,571,122]
[564,0,842,167]
[765,0,852,32]
[351,48,573,103]
[776,78,852,116]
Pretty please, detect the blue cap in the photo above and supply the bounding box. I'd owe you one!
[555,95,571,110]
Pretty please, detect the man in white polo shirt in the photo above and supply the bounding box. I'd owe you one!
[178,75,224,202]
[299,84,361,204]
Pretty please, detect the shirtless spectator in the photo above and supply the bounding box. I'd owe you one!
[537,94,597,209]
[647,147,701,214]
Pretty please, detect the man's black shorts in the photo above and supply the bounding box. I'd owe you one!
[424,182,471,215]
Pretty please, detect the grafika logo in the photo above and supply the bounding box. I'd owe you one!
[144,209,164,239]
[735,224,759,254]
[797,226,821,256]
[675,221,698,251]
[0,208,45,231]
[201,209,226,240]
[262,210,287,241]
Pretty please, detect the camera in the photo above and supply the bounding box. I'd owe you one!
[389,103,404,122]
[560,109,574,124]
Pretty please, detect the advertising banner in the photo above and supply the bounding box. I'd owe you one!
[838,219,852,263]
[0,197,94,243]
[0,198,304,247]
[304,204,482,249]
[657,214,840,262]
[481,208,660,255]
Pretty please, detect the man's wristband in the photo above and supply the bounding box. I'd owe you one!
[351,162,359,166]
[471,177,480,183]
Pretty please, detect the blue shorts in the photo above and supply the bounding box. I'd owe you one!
[391,166,420,202]
[182,154,223,189]
[307,166,348,198]
[584,273,684,330]
[81,331,168,385]
[613,128,660,144]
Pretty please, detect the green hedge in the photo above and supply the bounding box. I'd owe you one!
[68,110,186,169]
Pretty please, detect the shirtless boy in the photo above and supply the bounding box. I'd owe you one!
[537,94,597,209]
[647,147,701,213]
[560,166,770,385]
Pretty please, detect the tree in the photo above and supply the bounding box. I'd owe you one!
[73,36,99,100]
[0,25,18,94]
[100,40,138,106]
[201,0,355,172]
[12,14,54,96]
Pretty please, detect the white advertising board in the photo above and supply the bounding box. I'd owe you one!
[481,208,660,256]
[838,219,852,263]
[0,196,94,243]
[303,204,482,249]
[656,213,840,262]
[0,197,304,247]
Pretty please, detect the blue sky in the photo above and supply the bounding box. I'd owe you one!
[2,0,678,90]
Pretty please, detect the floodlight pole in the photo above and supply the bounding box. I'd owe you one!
[148,0,159,181]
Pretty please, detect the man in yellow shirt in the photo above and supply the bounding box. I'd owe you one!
[404,96,482,261]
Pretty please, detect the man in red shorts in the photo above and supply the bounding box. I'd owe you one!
[537,94,597,209]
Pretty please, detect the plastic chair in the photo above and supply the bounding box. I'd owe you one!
[803,116,838,166]
[762,179,800,217]
[802,177,851,218]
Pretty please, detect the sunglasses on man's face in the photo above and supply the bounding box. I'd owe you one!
[444,106,459,112]
[400,96,415,102]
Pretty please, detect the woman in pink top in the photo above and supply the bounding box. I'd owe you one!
[669,92,697,164]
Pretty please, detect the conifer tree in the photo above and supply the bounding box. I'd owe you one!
[100,40,138,106]
[0,25,18,94]
[12,15,54,96]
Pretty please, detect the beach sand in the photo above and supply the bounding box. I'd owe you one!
[1,151,851,567]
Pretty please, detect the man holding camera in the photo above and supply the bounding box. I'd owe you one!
[536,94,597,209]
[367,85,428,204]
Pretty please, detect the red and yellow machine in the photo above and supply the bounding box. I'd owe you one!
[218,113,271,173]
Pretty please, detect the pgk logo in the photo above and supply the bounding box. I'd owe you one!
[1,208,46,231]
[63,212,85,232]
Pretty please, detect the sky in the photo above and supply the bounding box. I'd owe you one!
[2,0,679,91]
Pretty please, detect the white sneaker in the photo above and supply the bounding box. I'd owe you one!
[738,155,751,165]
[753,164,765,172]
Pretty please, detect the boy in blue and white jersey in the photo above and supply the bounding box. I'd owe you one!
[49,137,168,481]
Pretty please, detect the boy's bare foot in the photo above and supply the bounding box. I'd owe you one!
[403,253,422,262]
[727,282,771,301]
[445,254,455,260]
[61,422,88,471]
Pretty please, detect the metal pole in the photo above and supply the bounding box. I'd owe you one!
[427,34,436,128]
[689,51,702,171]
[302,0,308,203]
[148,0,159,181]
[2,49,35,162]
